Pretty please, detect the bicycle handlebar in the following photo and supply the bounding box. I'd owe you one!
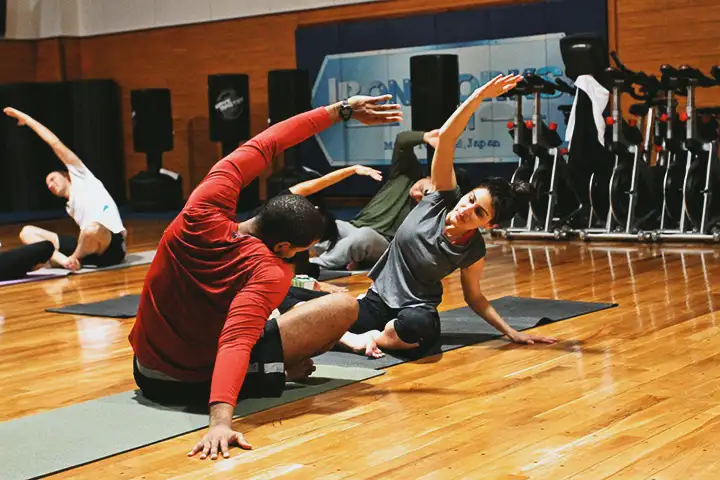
[610,51,635,76]
[554,78,575,95]
[525,74,562,94]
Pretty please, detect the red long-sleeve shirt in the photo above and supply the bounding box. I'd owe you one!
[129,107,334,406]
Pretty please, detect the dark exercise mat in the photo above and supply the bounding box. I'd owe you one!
[313,296,617,369]
[47,294,141,318]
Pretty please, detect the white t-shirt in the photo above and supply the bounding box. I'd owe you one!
[66,163,125,234]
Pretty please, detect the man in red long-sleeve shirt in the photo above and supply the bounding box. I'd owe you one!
[129,95,402,460]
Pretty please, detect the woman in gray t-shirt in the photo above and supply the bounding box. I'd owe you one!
[339,74,558,358]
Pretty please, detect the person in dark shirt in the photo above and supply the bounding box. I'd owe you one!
[253,164,383,289]
[311,130,472,270]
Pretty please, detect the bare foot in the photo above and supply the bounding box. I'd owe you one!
[285,358,316,382]
[341,331,385,358]
[63,256,81,272]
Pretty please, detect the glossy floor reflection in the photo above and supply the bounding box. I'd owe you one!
[1,218,719,479]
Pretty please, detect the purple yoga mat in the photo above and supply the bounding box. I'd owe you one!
[0,273,67,286]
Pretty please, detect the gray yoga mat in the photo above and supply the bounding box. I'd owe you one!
[0,364,383,480]
[314,296,617,369]
[47,294,141,318]
[30,250,156,277]
[0,272,68,287]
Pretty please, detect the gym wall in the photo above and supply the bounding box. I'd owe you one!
[295,0,606,196]
[0,41,35,83]
[0,0,718,201]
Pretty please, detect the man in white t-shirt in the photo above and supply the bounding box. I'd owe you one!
[4,107,127,272]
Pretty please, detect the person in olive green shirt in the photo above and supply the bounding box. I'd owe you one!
[311,130,471,270]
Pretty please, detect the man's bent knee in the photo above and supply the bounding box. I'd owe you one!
[79,223,111,253]
[325,293,359,319]
[394,308,440,345]
[19,225,38,243]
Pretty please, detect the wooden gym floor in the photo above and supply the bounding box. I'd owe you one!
[1,217,719,479]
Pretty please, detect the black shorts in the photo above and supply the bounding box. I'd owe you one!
[353,289,440,354]
[133,318,286,406]
[58,231,126,267]
[277,286,328,314]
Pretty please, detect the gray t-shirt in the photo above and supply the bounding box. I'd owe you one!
[369,189,487,309]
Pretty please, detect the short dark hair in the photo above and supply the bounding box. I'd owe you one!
[454,167,472,196]
[255,194,325,249]
[318,208,340,248]
[476,177,535,224]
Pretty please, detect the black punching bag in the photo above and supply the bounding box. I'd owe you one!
[410,54,460,132]
[410,55,459,166]
[131,88,173,160]
[207,74,257,211]
[69,79,125,205]
[208,74,250,145]
[129,88,182,211]
[266,69,313,199]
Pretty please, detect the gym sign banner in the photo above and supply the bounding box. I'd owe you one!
[312,33,572,166]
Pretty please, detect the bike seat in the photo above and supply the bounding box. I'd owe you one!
[629,104,650,117]
[678,65,716,87]
[660,64,680,77]
[604,67,628,82]
[712,66,720,82]
[660,64,682,89]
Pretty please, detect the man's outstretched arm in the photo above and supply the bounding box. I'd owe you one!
[185,95,402,216]
[188,265,291,460]
[3,107,83,168]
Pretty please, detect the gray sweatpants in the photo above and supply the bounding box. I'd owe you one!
[310,220,389,270]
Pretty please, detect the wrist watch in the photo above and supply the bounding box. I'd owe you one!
[338,99,353,121]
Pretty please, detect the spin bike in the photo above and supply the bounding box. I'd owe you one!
[654,64,720,242]
[655,64,687,231]
[583,53,663,241]
[580,55,649,240]
[502,74,581,240]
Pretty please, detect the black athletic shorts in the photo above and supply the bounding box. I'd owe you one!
[58,231,126,267]
[277,286,328,314]
[353,289,440,355]
[133,317,286,406]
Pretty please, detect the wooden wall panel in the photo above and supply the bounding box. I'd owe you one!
[20,0,716,200]
[71,0,544,199]
[0,41,37,84]
[61,38,84,81]
[35,39,64,82]
[615,0,720,107]
[75,13,298,197]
